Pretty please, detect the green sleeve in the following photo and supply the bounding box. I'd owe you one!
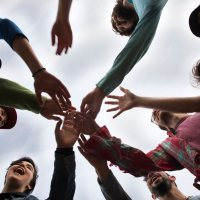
[0,78,43,113]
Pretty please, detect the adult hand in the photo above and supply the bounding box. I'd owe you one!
[76,113,100,135]
[40,99,66,120]
[55,117,79,148]
[51,19,73,55]
[64,111,99,135]
[81,87,106,119]
[105,86,137,118]
[34,69,71,111]
[78,134,108,170]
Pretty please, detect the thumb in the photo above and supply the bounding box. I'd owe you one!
[78,146,88,158]
[120,86,127,93]
[51,116,62,121]
[55,120,62,133]
[35,90,43,105]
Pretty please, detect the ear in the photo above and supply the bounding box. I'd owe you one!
[169,175,176,183]
[152,194,156,199]
[26,184,32,191]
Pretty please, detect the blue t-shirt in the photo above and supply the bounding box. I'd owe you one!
[0,18,26,48]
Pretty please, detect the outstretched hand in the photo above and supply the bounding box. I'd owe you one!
[64,111,100,135]
[40,99,64,121]
[34,69,71,111]
[40,99,75,121]
[51,19,73,55]
[55,117,79,148]
[81,87,105,119]
[105,86,137,118]
[78,134,107,170]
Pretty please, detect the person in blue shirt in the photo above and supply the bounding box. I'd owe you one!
[0,18,71,112]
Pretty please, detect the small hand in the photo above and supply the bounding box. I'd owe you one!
[51,19,73,55]
[34,70,71,111]
[55,118,79,148]
[81,87,105,119]
[105,86,136,118]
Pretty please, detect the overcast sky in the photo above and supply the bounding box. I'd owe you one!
[0,0,200,199]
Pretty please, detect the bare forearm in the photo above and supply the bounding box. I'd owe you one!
[12,37,43,74]
[136,96,200,113]
[56,0,72,21]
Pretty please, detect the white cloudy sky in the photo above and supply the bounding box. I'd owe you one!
[0,0,200,199]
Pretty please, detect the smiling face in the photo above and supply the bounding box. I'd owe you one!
[145,171,174,199]
[5,161,34,193]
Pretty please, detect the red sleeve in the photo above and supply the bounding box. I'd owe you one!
[147,144,184,171]
[84,126,160,177]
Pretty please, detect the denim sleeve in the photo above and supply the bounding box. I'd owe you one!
[0,18,27,48]
[47,149,76,200]
[98,170,132,200]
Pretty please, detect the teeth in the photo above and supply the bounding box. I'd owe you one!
[15,167,24,175]
[151,175,158,183]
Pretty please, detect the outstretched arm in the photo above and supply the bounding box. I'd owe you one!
[78,126,159,177]
[78,134,132,200]
[96,0,167,95]
[0,18,71,111]
[81,0,167,118]
[51,0,73,55]
[105,86,200,118]
[0,78,66,120]
[48,118,79,200]
[12,35,71,110]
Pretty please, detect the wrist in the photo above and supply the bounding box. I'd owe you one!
[96,166,110,183]
[131,94,140,107]
[32,68,46,78]
[94,87,106,98]
[56,147,74,155]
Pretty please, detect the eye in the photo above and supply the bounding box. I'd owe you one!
[26,165,34,171]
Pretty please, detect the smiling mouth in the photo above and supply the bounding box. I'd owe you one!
[14,167,25,175]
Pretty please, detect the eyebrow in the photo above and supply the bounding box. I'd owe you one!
[26,163,34,170]
[12,162,34,170]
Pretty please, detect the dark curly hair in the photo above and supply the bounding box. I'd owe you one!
[192,60,200,87]
[111,1,139,36]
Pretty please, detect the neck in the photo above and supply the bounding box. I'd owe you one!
[158,187,187,200]
[2,185,24,194]
[168,114,188,130]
